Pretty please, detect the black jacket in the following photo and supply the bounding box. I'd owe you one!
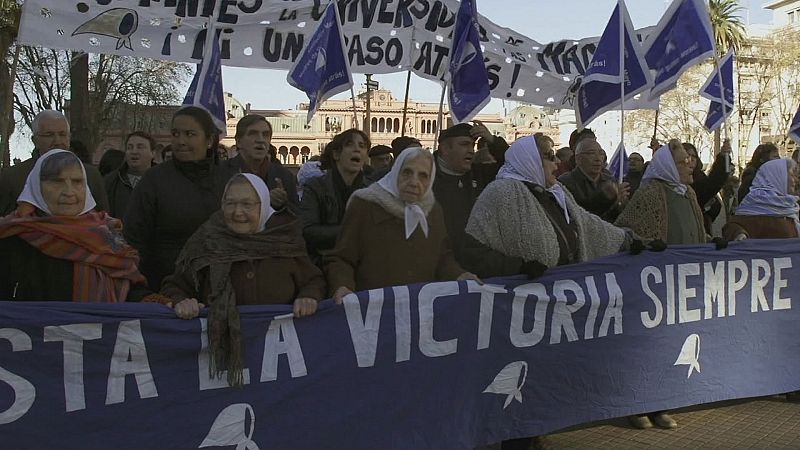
[225,155,299,213]
[0,235,150,301]
[558,168,621,222]
[104,163,148,219]
[691,152,730,233]
[123,159,237,290]
[432,136,509,263]
[298,168,367,263]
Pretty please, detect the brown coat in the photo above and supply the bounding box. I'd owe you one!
[161,213,326,305]
[722,215,799,241]
[325,192,464,293]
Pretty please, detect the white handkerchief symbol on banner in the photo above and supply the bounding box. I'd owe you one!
[674,334,701,378]
[200,403,260,450]
[483,361,528,409]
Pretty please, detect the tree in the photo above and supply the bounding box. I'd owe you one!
[0,0,20,170]
[625,66,713,155]
[709,0,746,55]
[11,48,190,159]
[709,0,746,156]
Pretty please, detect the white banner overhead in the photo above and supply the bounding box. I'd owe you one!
[17,0,654,110]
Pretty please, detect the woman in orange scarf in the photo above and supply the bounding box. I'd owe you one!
[0,149,151,302]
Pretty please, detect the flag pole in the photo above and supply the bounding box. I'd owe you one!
[196,9,221,100]
[434,83,446,152]
[713,50,731,171]
[401,69,412,137]
[351,86,358,129]
[618,0,626,184]
[653,109,659,141]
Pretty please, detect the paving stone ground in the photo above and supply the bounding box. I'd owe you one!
[479,396,800,449]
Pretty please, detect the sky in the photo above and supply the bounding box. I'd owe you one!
[220,0,773,115]
[10,0,774,160]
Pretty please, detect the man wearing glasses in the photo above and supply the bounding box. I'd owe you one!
[558,137,630,222]
[0,110,109,215]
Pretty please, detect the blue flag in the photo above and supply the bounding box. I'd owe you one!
[789,105,800,145]
[644,0,716,100]
[607,142,629,182]
[576,0,652,128]
[703,101,728,132]
[287,2,353,124]
[700,50,735,107]
[700,50,735,132]
[183,32,226,135]
[447,0,490,124]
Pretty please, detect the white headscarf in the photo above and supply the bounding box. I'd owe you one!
[640,144,688,196]
[377,147,435,239]
[17,148,97,215]
[736,159,800,234]
[224,173,275,231]
[496,136,570,224]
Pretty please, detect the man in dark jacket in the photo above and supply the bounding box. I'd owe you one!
[104,131,156,219]
[432,121,508,262]
[0,110,109,215]
[226,114,298,211]
[558,138,629,222]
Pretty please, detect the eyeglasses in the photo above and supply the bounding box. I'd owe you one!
[222,200,260,212]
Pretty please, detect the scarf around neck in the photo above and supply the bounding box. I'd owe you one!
[377,147,436,239]
[496,136,570,224]
[0,203,145,302]
[175,210,306,386]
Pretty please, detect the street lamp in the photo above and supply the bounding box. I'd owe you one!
[364,74,378,138]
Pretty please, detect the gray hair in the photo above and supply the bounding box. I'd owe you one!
[32,110,69,135]
[40,152,83,182]
[574,137,600,155]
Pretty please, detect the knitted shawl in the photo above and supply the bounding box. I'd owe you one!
[466,179,630,267]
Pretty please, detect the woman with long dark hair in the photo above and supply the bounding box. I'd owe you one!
[124,106,237,290]
[299,128,370,264]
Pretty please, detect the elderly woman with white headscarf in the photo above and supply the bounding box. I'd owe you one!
[615,139,706,245]
[326,147,479,303]
[0,149,150,302]
[462,135,636,279]
[161,173,326,385]
[723,158,800,240]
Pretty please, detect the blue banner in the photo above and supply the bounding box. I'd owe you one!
[183,32,226,135]
[576,0,652,127]
[644,0,716,100]
[286,2,353,124]
[447,0,490,124]
[789,105,800,145]
[3,240,800,450]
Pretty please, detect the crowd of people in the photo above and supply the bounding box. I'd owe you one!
[1,107,799,447]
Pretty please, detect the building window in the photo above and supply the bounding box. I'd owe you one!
[394,118,400,133]
[379,118,386,133]
[371,117,378,132]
